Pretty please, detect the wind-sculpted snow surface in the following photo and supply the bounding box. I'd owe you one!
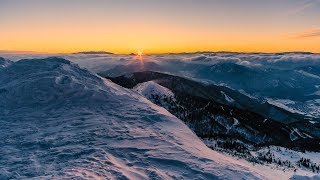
[0,57,269,179]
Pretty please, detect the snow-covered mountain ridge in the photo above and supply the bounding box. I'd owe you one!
[107,71,320,178]
[0,57,275,179]
[106,71,320,146]
[115,73,320,178]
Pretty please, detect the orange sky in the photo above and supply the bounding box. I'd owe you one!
[1,0,319,54]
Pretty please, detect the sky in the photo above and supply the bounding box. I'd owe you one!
[1,0,320,54]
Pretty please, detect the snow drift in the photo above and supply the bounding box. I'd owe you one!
[0,57,267,179]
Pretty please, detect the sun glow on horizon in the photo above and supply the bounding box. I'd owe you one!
[1,1,320,53]
[137,50,143,57]
[135,50,144,65]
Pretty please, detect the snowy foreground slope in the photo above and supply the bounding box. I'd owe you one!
[0,57,317,179]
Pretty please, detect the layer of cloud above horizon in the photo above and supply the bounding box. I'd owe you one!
[293,28,320,39]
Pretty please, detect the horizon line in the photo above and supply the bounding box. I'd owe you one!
[0,50,319,55]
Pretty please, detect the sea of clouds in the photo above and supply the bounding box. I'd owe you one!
[1,52,320,72]
[2,52,320,120]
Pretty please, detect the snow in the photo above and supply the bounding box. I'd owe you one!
[310,90,320,96]
[226,118,239,134]
[266,98,306,115]
[203,140,320,179]
[253,146,320,174]
[306,99,320,118]
[265,98,320,119]
[238,89,259,100]
[297,70,320,80]
[0,57,272,179]
[133,81,175,101]
[221,91,235,103]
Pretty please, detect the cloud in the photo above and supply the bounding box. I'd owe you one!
[292,28,320,39]
[0,50,45,54]
[288,0,320,15]
[267,54,320,63]
[2,52,320,75]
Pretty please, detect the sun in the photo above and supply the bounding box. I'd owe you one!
[134,50,144,63]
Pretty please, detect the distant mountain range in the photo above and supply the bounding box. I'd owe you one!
[99,55,320,120]
[73,51,114,54]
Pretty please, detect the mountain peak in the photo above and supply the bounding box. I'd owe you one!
[0,58,267,179]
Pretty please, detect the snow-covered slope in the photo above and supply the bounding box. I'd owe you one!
[0,57,269,179]
[134,81,175,100]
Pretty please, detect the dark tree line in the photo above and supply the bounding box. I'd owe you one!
[297,158,320,173]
